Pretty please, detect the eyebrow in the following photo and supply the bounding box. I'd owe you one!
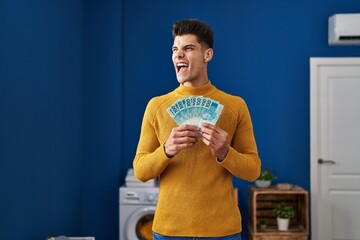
[172,43,197,50]
[184,44,196,48]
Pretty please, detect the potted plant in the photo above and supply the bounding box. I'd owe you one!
[258,218,267,230]
[273,202,295,231]
[255,168,277,188]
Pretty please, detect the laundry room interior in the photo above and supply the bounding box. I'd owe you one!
[1,1,360,240]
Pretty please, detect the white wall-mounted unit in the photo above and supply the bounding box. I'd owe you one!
[328,13,360,45]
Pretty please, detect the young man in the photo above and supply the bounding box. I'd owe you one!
[133,19,261,240]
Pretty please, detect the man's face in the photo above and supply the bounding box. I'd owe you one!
[172,34,212,87]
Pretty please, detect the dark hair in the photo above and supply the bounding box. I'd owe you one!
[172,19,214,48]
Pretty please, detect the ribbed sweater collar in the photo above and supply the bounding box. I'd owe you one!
[175,81,216,96]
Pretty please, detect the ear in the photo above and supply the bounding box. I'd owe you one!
[204,48,213,63]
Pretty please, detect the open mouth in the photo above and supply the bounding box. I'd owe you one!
[176,63,189,73]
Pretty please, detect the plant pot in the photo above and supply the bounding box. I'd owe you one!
[277,217,290,231]
[255,180,271,188]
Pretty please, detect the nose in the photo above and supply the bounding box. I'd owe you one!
[173,49,184,59]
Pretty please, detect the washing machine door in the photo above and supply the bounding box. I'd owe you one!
[125,206,156,240]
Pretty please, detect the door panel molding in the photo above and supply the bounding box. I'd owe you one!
[310,57,360,240]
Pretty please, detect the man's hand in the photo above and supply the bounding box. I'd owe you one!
[201,123,229,161]
[164,125,201,157]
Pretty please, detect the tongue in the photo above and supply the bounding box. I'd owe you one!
[179,66,188,73]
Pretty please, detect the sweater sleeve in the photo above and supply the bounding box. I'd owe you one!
[133,99,171,182]
[218,99,261,182]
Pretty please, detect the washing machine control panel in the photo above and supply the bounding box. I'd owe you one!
[120,186,159,205]
[145,193,157,203]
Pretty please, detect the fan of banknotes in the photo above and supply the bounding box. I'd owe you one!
[166,96,223,127]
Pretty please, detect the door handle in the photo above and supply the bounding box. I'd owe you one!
[318,158,336,164]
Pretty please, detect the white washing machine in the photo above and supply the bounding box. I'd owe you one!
[119,185,159,240]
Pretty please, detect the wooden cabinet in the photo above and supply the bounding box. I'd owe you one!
[248,186,309,240]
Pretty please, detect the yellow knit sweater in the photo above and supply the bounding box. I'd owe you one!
[133,81,261,237]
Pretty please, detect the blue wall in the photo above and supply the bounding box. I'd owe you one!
[82,0,122,239]
[0,0,122,239]
[0,0,84,239]
[1,0,360,239]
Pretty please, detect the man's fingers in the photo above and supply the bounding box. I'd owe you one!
[200,122,215,129]
[173,125,202,138]
[173,136,198,144]
[165,125,202,157]
[178,124,201,132]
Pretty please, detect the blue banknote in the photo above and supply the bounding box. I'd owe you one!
[166,96,223,127]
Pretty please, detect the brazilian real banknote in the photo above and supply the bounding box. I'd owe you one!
[166,96,223,127]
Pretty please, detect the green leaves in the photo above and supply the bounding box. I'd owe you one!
[273,202,295,219]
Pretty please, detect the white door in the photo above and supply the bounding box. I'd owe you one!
[310,58,360,240]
